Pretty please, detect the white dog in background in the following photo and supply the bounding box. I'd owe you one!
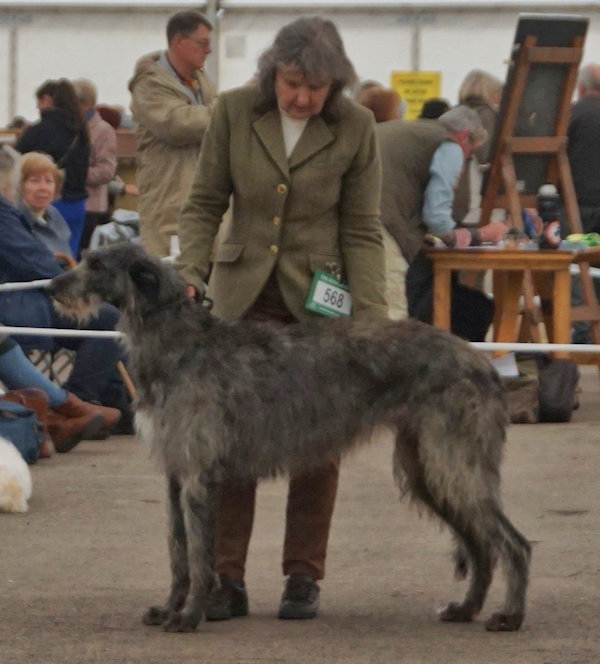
[0,435,32,513]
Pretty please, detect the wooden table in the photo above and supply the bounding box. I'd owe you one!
[427,246,600,358]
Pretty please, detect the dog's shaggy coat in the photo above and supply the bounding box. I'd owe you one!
[49,243,530,633]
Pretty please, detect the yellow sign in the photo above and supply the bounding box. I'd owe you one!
[391,71,442,120]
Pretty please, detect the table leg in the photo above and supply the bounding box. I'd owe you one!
[552,268,571,359]
[492,270,507,340]
[492,270,524,349]
[433,267,452,331]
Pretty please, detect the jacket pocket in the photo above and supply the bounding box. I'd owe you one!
[213,243,245,263]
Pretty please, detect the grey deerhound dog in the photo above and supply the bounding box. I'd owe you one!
[48,243,530,633]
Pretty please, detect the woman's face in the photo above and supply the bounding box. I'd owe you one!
[22,170,56,214]
[274,65,332,120]
[36,94,54,113]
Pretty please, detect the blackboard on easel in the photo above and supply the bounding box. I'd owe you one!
[481,13,588,218]
[480,13,600,355]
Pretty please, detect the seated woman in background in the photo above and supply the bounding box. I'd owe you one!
[16,79,89,255]
[0,145,127,434]
[18,152,74,268]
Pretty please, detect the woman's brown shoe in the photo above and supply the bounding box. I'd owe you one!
[52,392,121,430]
[47,411,105,453]
[47,393,122,452]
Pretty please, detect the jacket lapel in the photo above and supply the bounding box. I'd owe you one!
[197,70,215,105]
[288,115,335,170]
[252,110,289,179]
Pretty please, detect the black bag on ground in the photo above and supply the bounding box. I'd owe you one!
[501,354,580,424]
[536,355,580,423]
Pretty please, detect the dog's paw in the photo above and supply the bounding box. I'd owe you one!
[438,601,475,623]
[162,612,199,633]
[485,612,524,632]
[142,605,169,626]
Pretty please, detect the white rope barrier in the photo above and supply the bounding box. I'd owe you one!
[1,326,123,339]
[472,342,600,354]
[1,326,599,355]
[569,264,600,278]
[1,276,599,353]
[0,278,52,292]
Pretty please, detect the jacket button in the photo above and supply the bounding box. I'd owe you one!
[277,183,287,194]
[269,244,279,254]
[273,216,281,226]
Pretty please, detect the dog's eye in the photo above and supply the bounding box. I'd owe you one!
[87,255,103,271]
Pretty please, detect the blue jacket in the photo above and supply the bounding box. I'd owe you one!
[18,199,72,257]
[0,196,64,349]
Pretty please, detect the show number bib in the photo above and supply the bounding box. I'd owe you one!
[305,270,352,318]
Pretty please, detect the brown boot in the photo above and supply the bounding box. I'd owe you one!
[53,392,122,430]
[47,410,106,453]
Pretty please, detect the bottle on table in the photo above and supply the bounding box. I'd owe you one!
[536,183,562,249]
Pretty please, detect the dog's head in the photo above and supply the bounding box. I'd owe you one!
[48,243,188,322]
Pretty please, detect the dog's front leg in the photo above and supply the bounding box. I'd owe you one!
[162,471,218,633]
[143,475,190,626]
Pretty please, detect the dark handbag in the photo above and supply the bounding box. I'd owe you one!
[537,356,580,423]
[1,388,50,457]
[501,354,580,424]
[0,398,44,464]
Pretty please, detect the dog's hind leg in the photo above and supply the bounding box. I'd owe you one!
[452,538,469,580]
[162,470,219,633]
[484,510,531,632]
[416,475,496,623]
[143,475,190,626]
[393,436,495,624]
[414,470,529,631]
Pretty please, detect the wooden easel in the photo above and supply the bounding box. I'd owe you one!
[480,28,600,357]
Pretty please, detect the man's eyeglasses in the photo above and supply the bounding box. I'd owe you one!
[186,37,211,50]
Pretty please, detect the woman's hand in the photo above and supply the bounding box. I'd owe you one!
[186,284,201,302]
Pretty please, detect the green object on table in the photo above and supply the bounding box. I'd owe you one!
[565,233,600,247]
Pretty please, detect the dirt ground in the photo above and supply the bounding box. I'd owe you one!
[2,367,599,664]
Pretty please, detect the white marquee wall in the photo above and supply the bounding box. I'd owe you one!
[1,3,599,126]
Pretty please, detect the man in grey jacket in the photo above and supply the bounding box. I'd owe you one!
[377,107,507,339]
[129,10,216,258]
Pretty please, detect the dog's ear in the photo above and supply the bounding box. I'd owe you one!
[128,259,161,301]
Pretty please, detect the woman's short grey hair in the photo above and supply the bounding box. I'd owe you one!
[255,16,357,118]
[439,106,488,146]
[0,144,21,202]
